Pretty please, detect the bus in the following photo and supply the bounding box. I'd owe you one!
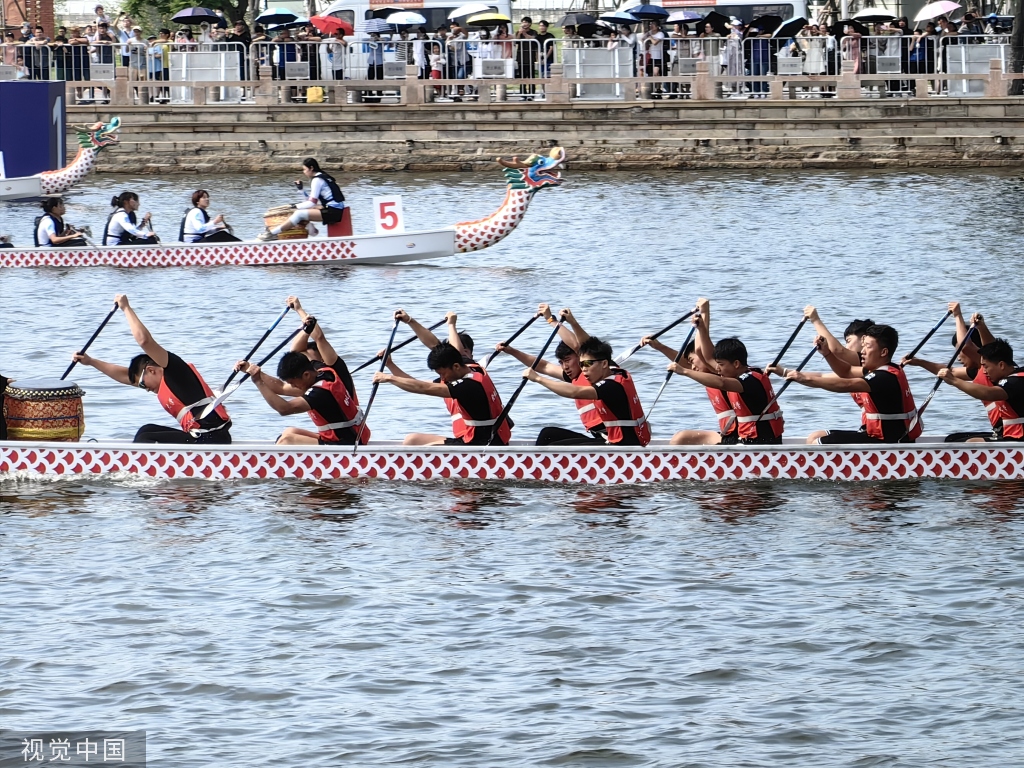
[661,0,810,24]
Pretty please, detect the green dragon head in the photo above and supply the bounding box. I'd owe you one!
[498,147,565,191]
[73,116,120,150]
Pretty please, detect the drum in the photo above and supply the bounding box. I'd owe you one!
[2,379,85,442]
[263,205,308,240]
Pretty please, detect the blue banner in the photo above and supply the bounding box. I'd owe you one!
[0,81,67,178]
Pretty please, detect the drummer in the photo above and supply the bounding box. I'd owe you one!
[258,158,346,241]
[179,190,241,243]
[35,197,87,247]
[103,191,160,245]
[71,294,231,444]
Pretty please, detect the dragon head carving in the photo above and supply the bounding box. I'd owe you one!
[73,117,120,150]
[497,147,565,192]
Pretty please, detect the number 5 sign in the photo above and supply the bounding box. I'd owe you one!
[372,196,405,234]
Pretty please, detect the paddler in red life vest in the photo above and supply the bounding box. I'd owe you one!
[668,332,784,445]
[374,318,510,447]
[70,293,231,444]
[234,309,367,446]
[901,303,1000,442]
[803,305,875,368]
[934,338,1024,443]
[522,336,651,447]
[778,324,919,444]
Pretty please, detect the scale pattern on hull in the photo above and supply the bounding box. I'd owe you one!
[3,445,1022,483]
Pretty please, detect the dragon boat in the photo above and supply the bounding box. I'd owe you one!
[2,439,1022,484]
[0,117,121,202]
[0,146,566,268]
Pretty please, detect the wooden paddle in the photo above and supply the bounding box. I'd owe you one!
[901,309,953,366]
[903,322,977,438]
[62,301,118,380]
[353,317,402,452]
[350,318,446,374]
[616,308,698,365]
[199,317,317,418]
[642,325,697,424]
[755,343,819,422]
[488,316,566,445]
[768,317,808,370]
[484,312,541,368]
[218,303,291,392]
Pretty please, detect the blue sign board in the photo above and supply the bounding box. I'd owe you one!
[0,81,67,178]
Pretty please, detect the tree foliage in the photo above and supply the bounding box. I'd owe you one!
[119,0,252,29]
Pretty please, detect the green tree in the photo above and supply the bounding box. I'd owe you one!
[119,0,252,28]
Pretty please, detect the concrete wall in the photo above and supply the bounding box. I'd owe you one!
[67,99,1024,172]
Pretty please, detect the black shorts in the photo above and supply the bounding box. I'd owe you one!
[321,206,345,225]
[720,431,739,445]
[740,435,783,446]
[818,430,912,445]
[945,431,997,442]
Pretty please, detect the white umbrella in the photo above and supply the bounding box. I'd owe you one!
[448,3,492,20]
[360,17,392,33]
[914,0,961,21]
[386,11,427,25]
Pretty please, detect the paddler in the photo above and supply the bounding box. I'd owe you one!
[803,305,874,367]
[778,324,919,444]
[373,310,510,446]
[641,297,739,445]
[667,329,784,445]
[34,197,87,247]
[179,190,241,243]
[71,294,231,443]
[522,336,651,447]
[258,158,345,241]
[103,191,160,246]
[234,305,367,446]
[934,338,1024,443]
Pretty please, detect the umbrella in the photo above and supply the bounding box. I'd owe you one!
[171,6,220,24]
[556,12,596,27]
[667,10,702,23]
[360,17,392,33]
[699,11,730,35]
[599,11,640,25]
[577,22,610,37]
[310,15,353,35]
[465,12,511,27]
[386,11,427,26]
[852,9,897,22]
[833,18,870,36]
[914,0,961,20]
[448,3,493,19]
[269,17,309,30]
[368,6,404,18]
[773,16,807,38]
[256,7,298,25]
[623,4,669,20]
[748,14,782,33]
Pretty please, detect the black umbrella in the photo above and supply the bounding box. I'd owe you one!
[852,10,897,23]
[748,14,783,33]
[833,18,870,36]
[369,6,404,19]
[773,16,807,38]
[557,12,597,27]
[699,11,730,35]
[623,4,670,21]
[171,6,220,24]
[577,21,611,37]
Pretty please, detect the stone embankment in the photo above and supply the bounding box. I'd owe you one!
[68,99,1024,172]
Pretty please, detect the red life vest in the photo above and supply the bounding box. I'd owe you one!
[156,362,229,436]
[992,370,1024,439]
[592,369,651,446]
[573,371,604,431]
[851,391,870,419]
[727,369,784,440]
[706,386,737,435]
[306,370,369,444]
[452,364,511,445]
[972,368,1004,431]
[861,363,921,441]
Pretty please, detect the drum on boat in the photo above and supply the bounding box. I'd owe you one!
[2,379,85,442]
[263,205,308,240]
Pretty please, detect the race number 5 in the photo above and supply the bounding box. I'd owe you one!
[373,195,405,234]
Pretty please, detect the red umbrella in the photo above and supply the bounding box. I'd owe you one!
[310,15,353,35]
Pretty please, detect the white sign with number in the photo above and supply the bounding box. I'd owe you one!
[372,195,405,235]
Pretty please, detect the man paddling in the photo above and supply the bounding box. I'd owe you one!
[803,306,874,368]
[235,302,367,445]
[71,294,231,444]
[782,324,920,444]
[374,337,511,446]
[522,337,651,447]
[935,339,1024,443]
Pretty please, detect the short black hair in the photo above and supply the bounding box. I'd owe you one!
[863,324,898,359]
[41,196,63,213]
[427,341,464,371]
[713,337,748,365]
[951,327,982,347]
[579,336,613,361]
[978,339,1015,367]
[682,340,696,358]
[459,332,474,355]
[521,15,532,22]
[128,354,157,385]
[555,341,577,361]
[277,351,314,380]
[844,319,874,338]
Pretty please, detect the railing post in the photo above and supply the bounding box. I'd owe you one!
[192,84,206,105]
[546,63,569,104]
[984,58,1004,98]
[769,76,783,100]
[837,59,860,99]
[110,66,129,106]
[693,61,711,101]
[255,67,276,105]
[404,64,422,105]
[914,78,932,98]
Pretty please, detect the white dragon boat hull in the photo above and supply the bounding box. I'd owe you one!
[0,175,43,202]
[3,439,1022,484]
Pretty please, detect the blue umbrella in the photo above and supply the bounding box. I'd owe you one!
[623,4,669,20]
[171,6,220,24]
[600,10,640,25]
[359,17,392,33]
[256,7,299,25]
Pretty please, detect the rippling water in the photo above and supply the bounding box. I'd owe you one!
[2,168,1024,765]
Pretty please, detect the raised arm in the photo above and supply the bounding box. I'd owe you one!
[560,307,590,346]
[972,312,995,347]
[71,352,132,386]
[641,335,678,361]
[445,311,469,358]
[804,305,859,366]
[539,303,578,348]
[497,344,562,377]
[117,294,168,367]
[949,301,980,369]
[233,359,304,396]
[694,298,714,364]
[901,355,970,380]
[524,368,597,399]
[396,309,442,349]
[372,371,450,398]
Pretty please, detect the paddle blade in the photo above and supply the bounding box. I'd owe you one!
[200,381,242,419]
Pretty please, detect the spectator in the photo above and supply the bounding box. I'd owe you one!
[225,21,251,80]
[93,5,111,26]
[3,31,19,66]
[25,26,51,81]
[746,25,770,97]
[126,26,146,76]
[365,30,384,100]
[562,24,583,48]
[15,54,29,79]
[55,28,75,80]
[429,43,444,95]
[326,30,346,81]
[117,15,134,67]
[513,17,537,99]
[272,26,298,80]
[495,24,513,60]
[18,22,32,42]
[214,9,229,29]
[94,22,118,66]
[297,24,322,80]
[413,27,430,79]
[535,20,554,78]
[450,24,470,99]
[725,19,744,84]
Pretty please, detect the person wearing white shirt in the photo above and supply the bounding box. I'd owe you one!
[180,190,240,243]
[259,158,346,241]
[34,197,86,247]
[104,191,159,246]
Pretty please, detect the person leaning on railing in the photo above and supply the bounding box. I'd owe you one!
[23,25,51,81]
[224,20,251,80]
[2,32,19,66]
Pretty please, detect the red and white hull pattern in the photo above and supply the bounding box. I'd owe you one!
[2,440,1022,484]
[0,229,457,268]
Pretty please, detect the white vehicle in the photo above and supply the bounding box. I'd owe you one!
[665,0,809,24]
[322,0,513,31]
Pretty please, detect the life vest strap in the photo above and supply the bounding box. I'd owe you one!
[462,417,497,426]
[316,409,365,432]
[1002,416,1024,426]
[577,403,597,415]
[738,411,782,423]
[864,410,917,421]
[176,396,214,423]
[603,416,647,428]
[986,402,998,413]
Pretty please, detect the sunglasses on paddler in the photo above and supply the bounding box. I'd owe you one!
[579,358,608,369]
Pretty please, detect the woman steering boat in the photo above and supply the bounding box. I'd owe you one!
[103,191,160,246]
[258,158,346,242]
[34,197,87,248]
[179,190,241,243]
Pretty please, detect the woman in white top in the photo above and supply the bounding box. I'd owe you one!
[35,197,86,247]
[103,191,159,246]
[259,158,346,241]
[180,190,240,243]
